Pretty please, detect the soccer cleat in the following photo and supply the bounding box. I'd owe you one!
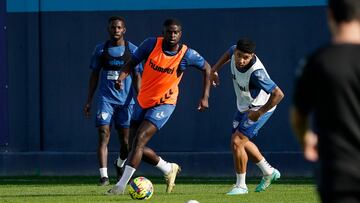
[105,185,125,195]
[226,185,249,195]
[255,168,281,192]
[98,177,110,186]
[164,163,181,193]
[114,159,124,181]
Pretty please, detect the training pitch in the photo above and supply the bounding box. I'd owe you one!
[0,176,319,203]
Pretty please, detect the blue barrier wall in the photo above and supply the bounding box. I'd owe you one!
[0,0,8,146]
[1,1,329,176]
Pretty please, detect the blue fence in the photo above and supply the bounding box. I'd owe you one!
[0,0,8,146]
[1,1,328,176]
[7,0,327,12]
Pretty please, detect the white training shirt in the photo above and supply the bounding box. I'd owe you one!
[230,55,276,113]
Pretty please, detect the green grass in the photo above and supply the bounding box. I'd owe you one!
[0,176,319,203]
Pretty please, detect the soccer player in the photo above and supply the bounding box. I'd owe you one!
[84,16,142,186]
[107,18,211,194]
[211,38,284,195]
[291,0,360,202]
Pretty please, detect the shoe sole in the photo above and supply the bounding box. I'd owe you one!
[226,191,249,195]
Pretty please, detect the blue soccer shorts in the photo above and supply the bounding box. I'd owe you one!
[95,100,134,128]
[131,103,176,130]
[232,109,274,138]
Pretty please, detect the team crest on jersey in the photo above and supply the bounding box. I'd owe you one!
[99,112,109,120]
[243,119,255,128]
[233,120,239,129]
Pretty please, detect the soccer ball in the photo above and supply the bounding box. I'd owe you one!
[128,176,154,200]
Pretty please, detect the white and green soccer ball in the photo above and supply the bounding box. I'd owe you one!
[128,176,154,200]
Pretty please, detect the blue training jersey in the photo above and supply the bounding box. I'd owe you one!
[132,37,205,71]
[90,41,143,105]
[228,45,277,98]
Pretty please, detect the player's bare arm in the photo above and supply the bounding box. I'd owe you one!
[248,86,284,121]
[290,107,318,162]
[84,70,100,117]
[198,61,211,112]
[210,51,231,87]
[115,59,138,90]
[132,70,142,94]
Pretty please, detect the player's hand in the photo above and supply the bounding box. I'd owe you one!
[247,110,262,121]
[303,131,318,162]
[210,71,220,87]
[197,98,209,112]
[84,103,91,118]
[115,80,124,90]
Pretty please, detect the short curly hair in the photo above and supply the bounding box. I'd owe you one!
[236,38,256,54]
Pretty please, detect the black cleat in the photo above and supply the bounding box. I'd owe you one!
[98,177,110,186]
[114,160,124,181]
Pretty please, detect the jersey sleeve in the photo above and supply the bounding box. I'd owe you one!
[250,69,277,94]
[179,48,205,71]
[89,43,104,71]
[228,45,236,56]
[128,42,143,74]
[132,37,157,64]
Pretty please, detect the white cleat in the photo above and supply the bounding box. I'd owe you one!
[226,185,249,195]
[164,163,181,193]
[255,168,281,192]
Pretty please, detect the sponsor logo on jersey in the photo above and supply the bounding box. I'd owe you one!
[237,83,246,91]
[149,59,174,74]
[109,59,125,66]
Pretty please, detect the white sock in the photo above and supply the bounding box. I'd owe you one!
[115,165,136,188]
[256,158,274,176]
[155,157,172,175]
[117,157,126,168]
[99,167,108,178]
[235,173,247,189]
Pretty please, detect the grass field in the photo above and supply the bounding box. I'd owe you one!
[0,176,319,203]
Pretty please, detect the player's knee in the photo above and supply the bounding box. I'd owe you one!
[231,136,247,150]
[98,130,110,145]
[98,127,110,137]
[132,131,149,150]
[136,132,147,144]
[231,140,239,151]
